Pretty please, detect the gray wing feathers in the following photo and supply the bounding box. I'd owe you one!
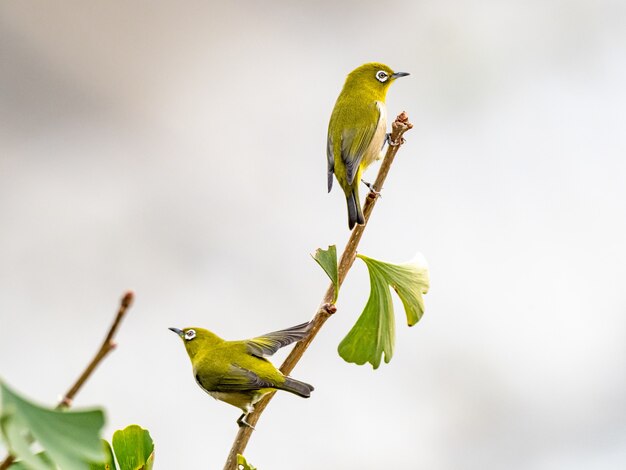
[341,106,381,185]
[327,135,334,192]
[246,321,312,357]
[198,366,276,392]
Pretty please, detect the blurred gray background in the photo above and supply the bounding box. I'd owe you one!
[1,1,626,469]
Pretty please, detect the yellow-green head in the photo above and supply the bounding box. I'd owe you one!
[168,327,223,360]
[341,62,409,100]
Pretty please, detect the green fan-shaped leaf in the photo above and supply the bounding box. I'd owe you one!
[237,454,257,470]
[338,253,430,369]
[0,381,106,470]
[89,440,118,470]
[112,425,154,470]
[312,245,339,302]
[362,253,430,326]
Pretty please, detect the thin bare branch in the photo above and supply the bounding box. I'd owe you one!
[223,112,413,470]
[58,291,134,409]
[0,291,134,469]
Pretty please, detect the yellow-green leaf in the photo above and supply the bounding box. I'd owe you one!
[338,253,429,369]
[111,425,154,470]
[89,440,118,470]
[312,245,339,302]
[237,454,257,470]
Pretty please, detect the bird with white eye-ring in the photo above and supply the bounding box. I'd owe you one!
[169,322,314,428]
[326,62,410,230]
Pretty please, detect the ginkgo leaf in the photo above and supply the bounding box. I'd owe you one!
[89,440,118,470]
[0,381,106,470]
[111,425,154,470]
[338,253,430,369]
[312,245,339,302]
[362,253,430,326]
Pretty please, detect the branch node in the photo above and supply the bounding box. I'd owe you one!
[367,190,382,200]
[322,303,337,315]
[391,112,413,137]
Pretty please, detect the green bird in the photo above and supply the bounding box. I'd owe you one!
[169,321,314,428]
[327,62,409,229]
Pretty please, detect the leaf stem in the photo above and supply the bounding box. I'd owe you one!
[223,112,413,470]
[0,291,134,469]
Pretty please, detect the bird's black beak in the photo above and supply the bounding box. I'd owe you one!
[391,72,410,79]
[169,327,184,338]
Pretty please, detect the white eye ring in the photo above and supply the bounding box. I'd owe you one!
[376,70,389,82]
[185,329,196,340]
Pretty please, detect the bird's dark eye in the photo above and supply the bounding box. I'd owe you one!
[185,329,196,340]
[376,71,389,82]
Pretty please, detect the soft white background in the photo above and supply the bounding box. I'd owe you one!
[1,1,625,469]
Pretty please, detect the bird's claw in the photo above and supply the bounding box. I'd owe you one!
[237,414,256,430]
[387,134,405,147]
[382,133,390,151]
[361,179,382,200]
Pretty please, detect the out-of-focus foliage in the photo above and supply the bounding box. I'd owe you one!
[0,381,106,470]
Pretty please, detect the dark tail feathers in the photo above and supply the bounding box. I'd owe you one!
[346,190,365,230]
[280,377,314,398]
